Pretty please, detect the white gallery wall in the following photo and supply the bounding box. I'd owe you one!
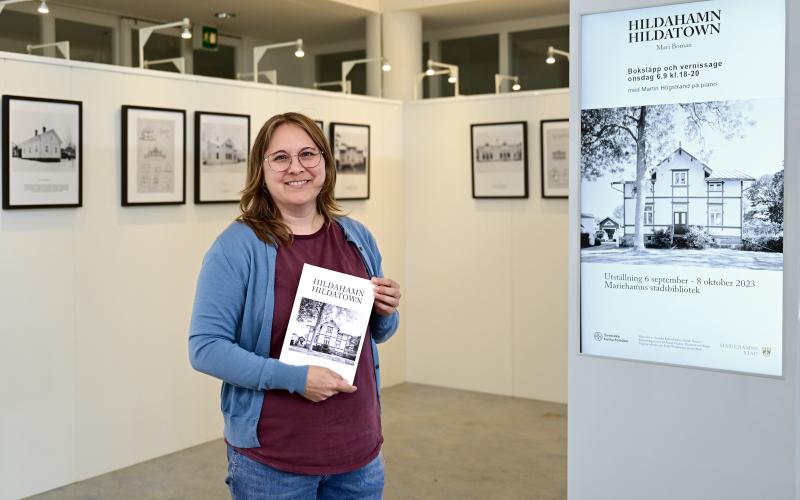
[0,52,405,500]
[403,90,569,403]
[568,1,800,500]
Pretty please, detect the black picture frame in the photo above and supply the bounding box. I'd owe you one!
[121,105,186,206]
[540,119,569,199]
[194,111,250,204]
[329,122,370,200]
[470,121,529,199]
[2,95,83,209]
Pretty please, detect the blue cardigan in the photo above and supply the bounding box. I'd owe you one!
[189,217,399,448]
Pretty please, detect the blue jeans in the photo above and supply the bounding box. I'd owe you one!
[225,445,385,500]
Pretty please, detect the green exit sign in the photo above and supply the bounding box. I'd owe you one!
[202,26,218,49]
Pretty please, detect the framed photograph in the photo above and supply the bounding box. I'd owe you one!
[194,111,250,204]
[122,105,186,206]
[2,95,82,209]
[470,121,528,198]
[540,119,569,198]
[330,122,369,200]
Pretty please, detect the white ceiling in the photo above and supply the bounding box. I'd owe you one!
[50,0,569,44]
[416,0,568,30]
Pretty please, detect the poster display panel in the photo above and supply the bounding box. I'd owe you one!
[579,0,785,375]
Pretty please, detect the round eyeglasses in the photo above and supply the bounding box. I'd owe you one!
[265,148,322,172]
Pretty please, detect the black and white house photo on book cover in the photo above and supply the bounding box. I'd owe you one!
[470,121,528,198]
[279,264,374,384]
[194,112,250,203]
[330,122,369,200]
[580,98,783,272]
[2,95,82,209]
[287,298,363,366]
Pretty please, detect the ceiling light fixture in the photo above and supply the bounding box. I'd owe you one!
[340,57,391,94]
[0,0,48,15]
[546,46,570,64]
[253,39,305,83]
[138,18,192,71]
[415,60,460,99]
[214,12,235,19]
[494,74,521,93]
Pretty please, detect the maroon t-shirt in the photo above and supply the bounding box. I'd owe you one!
[236,222,383,474]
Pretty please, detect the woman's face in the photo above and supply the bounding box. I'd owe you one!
[263,123,326,215]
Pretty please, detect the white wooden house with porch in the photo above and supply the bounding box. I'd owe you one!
[615,147,754,245]
[19,126,62,161]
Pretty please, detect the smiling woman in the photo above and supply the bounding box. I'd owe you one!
[189,112,403,499]
[239,113,338,242]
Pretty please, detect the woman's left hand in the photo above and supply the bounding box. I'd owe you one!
[372,277,401,316]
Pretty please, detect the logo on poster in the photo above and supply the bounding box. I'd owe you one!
[762,347,772,357]
[594,332,603,341]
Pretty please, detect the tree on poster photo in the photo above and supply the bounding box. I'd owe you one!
[581,101,753,251]
[743,167,784,252]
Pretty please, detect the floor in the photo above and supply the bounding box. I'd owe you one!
[28,383,567,500]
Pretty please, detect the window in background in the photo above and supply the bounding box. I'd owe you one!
[0,10,41,55]
[439,34,498,96]
[131,29,182,72]
[194,44,236,80]
[55,19,113,64]
[316,50,366,94]
[510,26,569,91]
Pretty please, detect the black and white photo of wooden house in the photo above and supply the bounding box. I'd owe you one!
[615,147,754,245]
[203,137,244,165]
[330,122,370,200]
[336,142,366,172]
[475,140,523,162]
[3,95,82,208]
[19,126,62,161]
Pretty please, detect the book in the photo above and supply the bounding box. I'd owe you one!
[279,263,375,384]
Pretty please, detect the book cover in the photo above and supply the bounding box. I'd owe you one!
[279,263,375,384]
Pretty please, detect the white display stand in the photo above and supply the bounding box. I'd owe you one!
[0,51,405,500]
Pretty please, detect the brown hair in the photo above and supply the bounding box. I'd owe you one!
[238,112,341,245]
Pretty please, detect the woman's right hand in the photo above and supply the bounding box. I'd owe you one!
[303,366,357,402]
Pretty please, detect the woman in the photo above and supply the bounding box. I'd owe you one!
[189,112,401,499]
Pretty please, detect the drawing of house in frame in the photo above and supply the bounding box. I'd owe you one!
[19,127,62,161]
[614,147,754,245]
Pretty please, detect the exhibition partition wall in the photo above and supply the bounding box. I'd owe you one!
[404,90,569,403]
[568,1,800,499]
[0,52,405,500]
